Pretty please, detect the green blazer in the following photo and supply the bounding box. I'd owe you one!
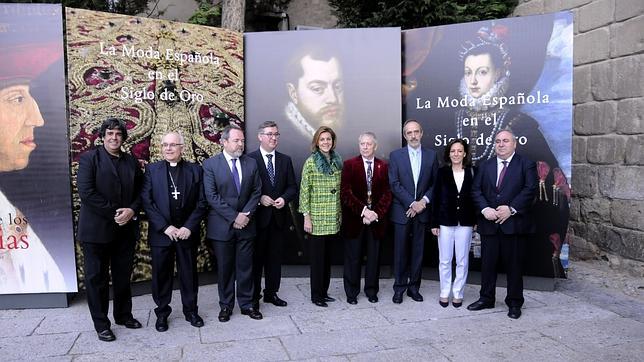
[299,155,341,236]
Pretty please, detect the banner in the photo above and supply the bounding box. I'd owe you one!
[66,8,243,283]
[0,4,77,294]
[403,12,573,277]
[245,28,402,263]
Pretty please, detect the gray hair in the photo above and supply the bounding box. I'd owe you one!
[358,132,378,145]
[257,120,278,133]
[221,123,242,141]
[494,129,517,143]
[161,131,185,145]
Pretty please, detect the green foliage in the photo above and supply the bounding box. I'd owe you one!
[188,1,222,27]
[328,0,518,29]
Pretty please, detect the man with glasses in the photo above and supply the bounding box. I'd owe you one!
[248,121,298,309]
[141,131,208,332]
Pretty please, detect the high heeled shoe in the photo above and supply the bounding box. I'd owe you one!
[452,298,463,308]
[439,298,449,308]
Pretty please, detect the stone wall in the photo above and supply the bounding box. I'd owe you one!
[286,0,338,29]
[514,0,644,264]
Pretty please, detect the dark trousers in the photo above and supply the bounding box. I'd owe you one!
[150,242,199,319]
[253,217,284,301]
[309,234,333,302]
[392,218,426,294]
[479,233,526,308]
[210,235,254,310]
[343,227,380,299]
[82,237,136,332]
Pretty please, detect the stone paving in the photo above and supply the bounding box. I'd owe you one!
[1,261,643,361]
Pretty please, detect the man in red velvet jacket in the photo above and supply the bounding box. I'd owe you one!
[340,132,392,304]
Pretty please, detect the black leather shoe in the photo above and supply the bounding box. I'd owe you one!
[323,295,336,302]
[452,299,463,308]
[115,318,142,329]
[185,313,204,327]
[347,297,358,305]
[97,329,116,342]
[407,290,424,302]
[264,294,288,307]
[241,308,263,320]
[313,300,328,307]
[218,307,232,322]
[467,300,495,311]
[392,292,403,304]
[368,296,378,303]
[508,307,522,319]
[155,316,168,332]
[439,298,449,308]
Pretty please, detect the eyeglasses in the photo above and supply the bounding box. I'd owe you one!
[261,132,280,138]
[162,143,183,148]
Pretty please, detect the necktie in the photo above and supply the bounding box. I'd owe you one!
[366,161,373,193]
[266,154,275,186]
[497,160,508,190]
[231,158,241,194]
[366,160,373,208]
[411,150,420,196]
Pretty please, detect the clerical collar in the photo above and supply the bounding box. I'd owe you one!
[166,159,182,167]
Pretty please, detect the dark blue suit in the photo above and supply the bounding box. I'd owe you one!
[388,146,438,295]
[203,153,261,310]
[141,160,207,319]
[472,153,537,307]
[247,149,298,302]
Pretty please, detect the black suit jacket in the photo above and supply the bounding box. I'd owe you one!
[472,153,538,235]
[431,165,477,228]
[77,147,143,243]
[141,160,208,247]
[247,149,298,229]
[202,153,262,241]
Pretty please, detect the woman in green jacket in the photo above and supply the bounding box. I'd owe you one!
[299,126,342,307]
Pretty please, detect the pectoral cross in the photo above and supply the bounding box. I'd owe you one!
[171,189,180,200]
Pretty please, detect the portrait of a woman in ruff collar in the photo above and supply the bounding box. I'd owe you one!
[403,13,573,278]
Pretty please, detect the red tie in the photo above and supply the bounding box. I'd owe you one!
[497,161,508,191]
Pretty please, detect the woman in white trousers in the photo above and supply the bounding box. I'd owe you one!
[431,139,477,308]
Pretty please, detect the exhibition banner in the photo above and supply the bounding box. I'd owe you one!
[245,28,402,263]
[404,12,573,277]
[66,8,243,283]
[0,3,78,294]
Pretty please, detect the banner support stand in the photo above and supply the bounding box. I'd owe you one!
[0,293,69,309]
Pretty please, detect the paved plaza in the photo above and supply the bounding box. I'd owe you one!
[0,261,643,361]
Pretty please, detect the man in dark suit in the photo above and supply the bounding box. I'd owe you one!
[247,121,298,309]
[341,132,392,304]
[388,119,438,304]
[203,124,262,322]
[141,131,208,332]
[467,130,538,319]
[77,118,143,342]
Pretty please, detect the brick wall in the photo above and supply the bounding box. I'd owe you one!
[514,0,644,264]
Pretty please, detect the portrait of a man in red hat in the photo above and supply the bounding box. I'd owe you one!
[0,3,76,294]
